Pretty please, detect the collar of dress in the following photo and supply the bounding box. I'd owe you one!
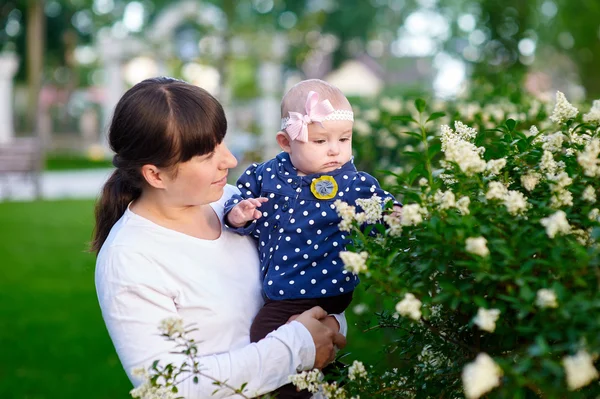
[275,152,357,183]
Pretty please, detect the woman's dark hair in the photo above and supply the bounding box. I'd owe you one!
[91,77,227,254]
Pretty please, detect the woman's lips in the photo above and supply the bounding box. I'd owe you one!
[213,175,228,185]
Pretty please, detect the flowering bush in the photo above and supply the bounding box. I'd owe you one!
[337,92,600,398]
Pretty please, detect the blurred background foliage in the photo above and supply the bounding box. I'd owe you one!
[2,0,600,97]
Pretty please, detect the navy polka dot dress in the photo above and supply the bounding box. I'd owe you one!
[224,152,396,300]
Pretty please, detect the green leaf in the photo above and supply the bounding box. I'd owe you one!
[402,151,424,161]
[426,111,446,123]
[427,142,442,159]
[505,118,517,131]
[193,376,199,384]
[391,115,417,123]
[398,130,423,140]
[415,98,426,113]
[407,163,426,185]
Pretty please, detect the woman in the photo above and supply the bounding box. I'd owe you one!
[93,77,346,398]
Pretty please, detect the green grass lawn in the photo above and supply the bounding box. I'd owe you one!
[0,199,130,399]
[0,199,393,398]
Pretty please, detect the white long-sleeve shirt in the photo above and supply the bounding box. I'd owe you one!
[95,185,346,398]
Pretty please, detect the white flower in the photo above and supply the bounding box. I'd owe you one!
[395,293,422,321]
[348,360,368,381]
[548,171,573,190]
[540,150,558,174]
[353,119,371,137]
[486,158,507,176]
[401,203,426,226]
[473,308,501,333]
[131,367,149,379]
[486,182,508,201]
[130,382,179,399]
[289,369,324,393]
[541,132,565,153]
[577,139,600,177]
[563,350,599,390]
[465,237,490,257]
[440,173,458,185]
[383,212,402,237]
[521,172,541,191]
[588,208,600,221]
[550,188,574,209]
[503,190,529,216]
[334,200,357,232]
[549,91,579,124]
[355,194,384,224]
[380,97,402,114]
[158,317,185,337]
[462,353,503,399]
[352,303,368,315]
[363,108,380,122]
[419,177,429,187]
[454,121,478,141]
[526,125,539,137]
[440,122,486,176]
[572,228,590,245]
[583,99,600,124]
[434,189,456,210]
[535,288,558,308]
[540,210,571,238]
[582,185,597,203]
[339,251,368,274]
[456,196,471,215]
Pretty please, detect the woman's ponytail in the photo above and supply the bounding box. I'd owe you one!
[90,168,141,254]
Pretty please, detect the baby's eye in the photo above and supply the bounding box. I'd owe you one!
[313,140,326,144]
[340,137,351,142]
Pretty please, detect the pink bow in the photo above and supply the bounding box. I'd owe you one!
[285,91,335,142]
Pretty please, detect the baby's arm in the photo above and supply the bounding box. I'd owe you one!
[224,163,267,234]
[226,197,268,228]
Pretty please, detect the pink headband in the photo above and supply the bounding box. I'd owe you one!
[281,91,354,142]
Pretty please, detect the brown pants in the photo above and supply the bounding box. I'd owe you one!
[250,293,353,399]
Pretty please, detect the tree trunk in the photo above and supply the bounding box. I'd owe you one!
[26,0,45,135]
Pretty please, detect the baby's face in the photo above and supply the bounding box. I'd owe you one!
[288,119,353,175]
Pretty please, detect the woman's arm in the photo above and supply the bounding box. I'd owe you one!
[96,248,337,398]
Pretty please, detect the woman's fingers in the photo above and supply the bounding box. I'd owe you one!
[332,332,347,350]
[304,306,328,320]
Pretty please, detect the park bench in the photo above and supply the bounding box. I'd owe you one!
[0,137,43,198]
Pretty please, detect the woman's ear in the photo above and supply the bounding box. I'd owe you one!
[276,131,292,153]
[140,164,167,189]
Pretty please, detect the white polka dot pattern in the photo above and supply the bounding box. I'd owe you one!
[222,152,397,300]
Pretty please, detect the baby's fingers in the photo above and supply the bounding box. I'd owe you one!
[247,198,267,208]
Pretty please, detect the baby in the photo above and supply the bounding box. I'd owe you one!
[224,79,398,397]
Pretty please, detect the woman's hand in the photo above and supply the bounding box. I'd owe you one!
[294,306,346,369]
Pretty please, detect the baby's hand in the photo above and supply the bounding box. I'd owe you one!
[226,197,268,227]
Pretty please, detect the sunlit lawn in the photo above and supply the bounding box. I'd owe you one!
[0,199,130,399]
[0,199,392,398]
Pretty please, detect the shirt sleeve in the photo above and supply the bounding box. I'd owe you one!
[95,247,315,399]
[223,163,262,235]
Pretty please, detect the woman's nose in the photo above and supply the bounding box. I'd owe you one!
[220,144,238,169]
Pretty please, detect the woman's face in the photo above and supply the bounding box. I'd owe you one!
[164,142,238,206]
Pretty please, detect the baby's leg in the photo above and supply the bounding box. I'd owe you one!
[250,299,318,399]
[250,298,317,342]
